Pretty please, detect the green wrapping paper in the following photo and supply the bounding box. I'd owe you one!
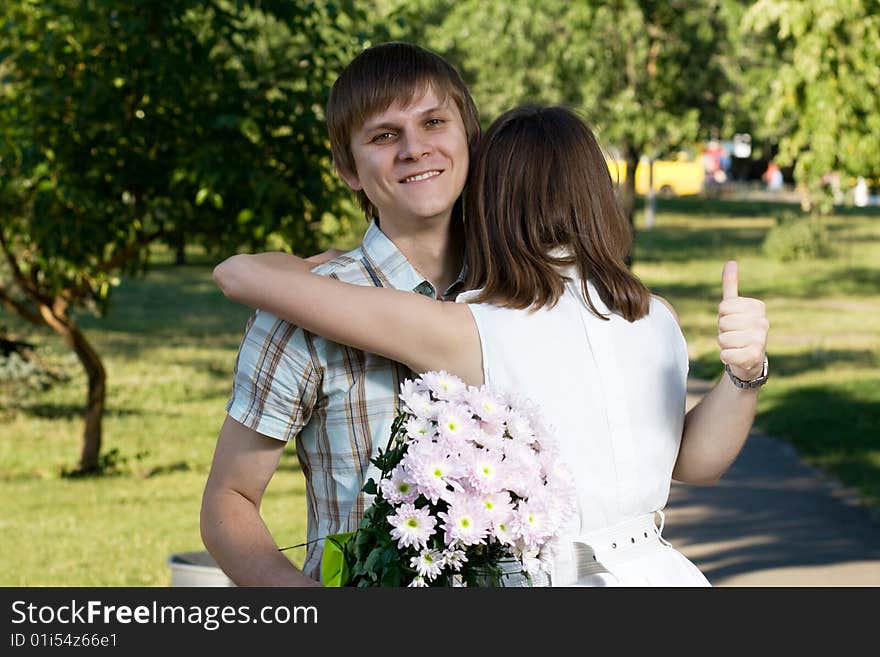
[320,531,356,587]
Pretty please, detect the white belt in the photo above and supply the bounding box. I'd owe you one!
[551,511,672,584]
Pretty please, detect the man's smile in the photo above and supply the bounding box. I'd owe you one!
[400,169,443,184]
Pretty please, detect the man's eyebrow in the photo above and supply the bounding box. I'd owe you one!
[362,104,452,132]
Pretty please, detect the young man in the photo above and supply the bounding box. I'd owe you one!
[200,43,481,586]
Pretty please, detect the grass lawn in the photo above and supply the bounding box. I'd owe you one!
[1,198,878,585]
[634,198,880,510]
[0,251,310,585]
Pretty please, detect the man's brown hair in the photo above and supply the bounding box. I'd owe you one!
[327,42,480,221]
[463,105,651,322]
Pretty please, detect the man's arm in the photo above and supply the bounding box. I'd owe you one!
[671,261,769,484]
[200,415,321,587]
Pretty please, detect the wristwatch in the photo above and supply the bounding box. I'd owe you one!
[725,355,769,389]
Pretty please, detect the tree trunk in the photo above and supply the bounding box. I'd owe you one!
[621,144,641,266]
[174,232,187,265]
[645,157,656,231]
[38,305,106,473]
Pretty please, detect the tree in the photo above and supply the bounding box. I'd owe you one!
[383,0,741,234]
[743,0,880,211]
[0,0,367,472]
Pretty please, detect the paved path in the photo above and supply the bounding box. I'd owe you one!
[661,379,880,586]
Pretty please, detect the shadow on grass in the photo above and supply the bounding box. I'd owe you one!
[819,267,880,296]
[634,225,768,264]
[76,265,255,342]
[647,263,880,300]
[136,461,192,478]
[741,265,880,299]
[642,196,880,219]
[645,280,718,304]
[758,383,880,465]
[19,404,144,420]
[689,349,877,380]
[667,372,880,582]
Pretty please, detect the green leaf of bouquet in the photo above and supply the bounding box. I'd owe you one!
[362,478,378,495]
[380,545,399,567]
[363,546,386,573]
[381,566,404,587]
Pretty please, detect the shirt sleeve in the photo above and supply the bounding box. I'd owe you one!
[225,310,322,442]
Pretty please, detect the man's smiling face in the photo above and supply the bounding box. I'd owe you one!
[340,85,469,231]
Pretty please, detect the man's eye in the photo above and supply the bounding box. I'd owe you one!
[426,118,445,127]
[371,132,395,143]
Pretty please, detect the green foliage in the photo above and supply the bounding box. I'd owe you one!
[386,2,735,149]
[743,0,880,206]
[761,211,832,261]
[0,0,371,469]
[379,0,743,228]
[0,0,369,313]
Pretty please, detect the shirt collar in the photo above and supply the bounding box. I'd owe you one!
[360,219,466,300]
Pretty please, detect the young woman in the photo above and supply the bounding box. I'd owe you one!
[214,105,769,586]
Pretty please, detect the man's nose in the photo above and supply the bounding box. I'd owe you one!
[398,129,431,161]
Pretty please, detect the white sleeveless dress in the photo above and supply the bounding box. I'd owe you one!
[457,272,711,586]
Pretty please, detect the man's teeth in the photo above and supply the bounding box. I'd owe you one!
[404,171,440,183]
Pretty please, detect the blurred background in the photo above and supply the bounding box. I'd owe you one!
[1,0,878,585]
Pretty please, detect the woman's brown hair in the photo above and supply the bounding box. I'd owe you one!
[463,105,650,322]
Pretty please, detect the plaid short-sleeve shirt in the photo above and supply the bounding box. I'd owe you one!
[226,221,465,580]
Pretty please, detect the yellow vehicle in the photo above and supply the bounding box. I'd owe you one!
[608,157,704,197]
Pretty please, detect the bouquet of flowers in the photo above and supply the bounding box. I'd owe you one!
[321,370,577,587]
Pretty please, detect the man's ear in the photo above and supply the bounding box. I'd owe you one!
[335,162,363,191]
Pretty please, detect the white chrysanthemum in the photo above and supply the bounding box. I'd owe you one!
[379,465,420,504]
[401,390,438,420]
[539,535,563,567]
[442,548,468,572]
[537,455,579,529]
[498,444,542,499]
[404,442,460,504]
[421,370,467,402]
[436,404,475,444]
[479,490,514,519]
[465,447,505,493]
[514,499,553,549]
[410,548,445,581]
[465,386,508,425]
[503,408,536,444]
[404,416,434,442]
[400,377,427,399]
[438,496,491,547]
[408,575,429,588]
[520,548,544,576]
[388,503,436,550]
[470,426,506,452]
[533,434,562,467]
[490,511,518,546]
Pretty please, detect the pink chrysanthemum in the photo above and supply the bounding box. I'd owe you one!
[421,370,467,402]
[438,496,491,547]
[410,548,445,581]
[435,404,476,444]
[380,465,420,505]
[388,503,436,550]
[403,441,461,504]
[464,446,505,494]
